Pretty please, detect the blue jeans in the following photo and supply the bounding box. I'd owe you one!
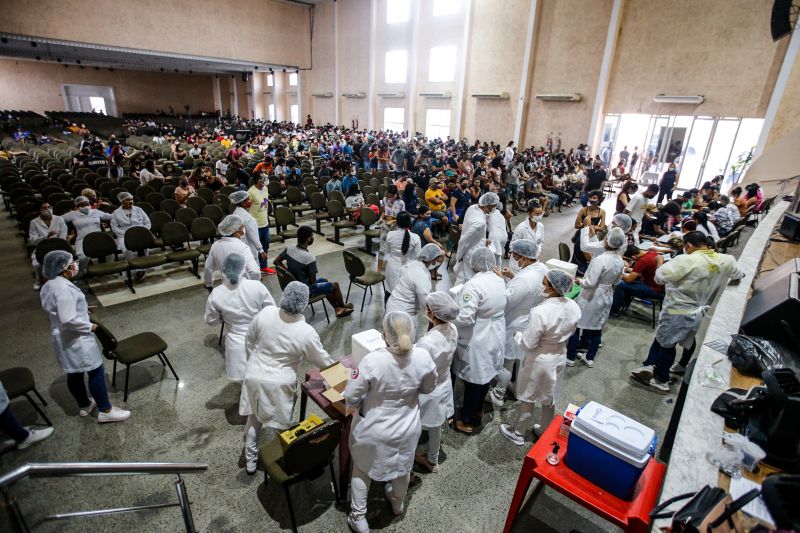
[643,338,697,383]
[257,226,270,268]
[310,277,334,297]
[567,329,602,361]
[0,406,29,442]
[506,184,519,205]
[611,281,661,314]
[66,364,111,411]
[580,191,589,207]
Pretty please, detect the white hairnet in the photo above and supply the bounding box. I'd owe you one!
[280,281,309,314]
[218,215,243,236]
[612,213,632,233]
[510,239,539,260]
[425,292,459,322]
[470,247,496,272]
[545,269,573,296]
[383,311,415,355]
[606,227,626,249]
[42,250,73,279]
[74,195,89,206]
[229,190,249,204]
[478,192,500,207]
[222,253,246,284]
[117,191,134,202]
[419,243,444,263]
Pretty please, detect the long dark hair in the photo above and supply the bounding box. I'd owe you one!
[693,211,712,233]
[397,211,412,255]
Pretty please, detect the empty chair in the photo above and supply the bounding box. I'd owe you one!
[309,192,329,235]
[285,186,310,216]
[212,194,232,213]
[161,222,201,278]
[159,199,180,217]
[559,242,571,262]
[175,207,198,227]
[82,232,129,282]
[326,200,356,246]
[135,201,154,215]
[186,196,207,214]
[190,217,217,255]
[358,206,381,255]
[0,367,52,426]
[274,206,298,240]
[123,227,167,293]
[161,184,176,199]
[135,185,155,201]
[342,250,386,312]
[197,187,214,203]
[202,204,225,224]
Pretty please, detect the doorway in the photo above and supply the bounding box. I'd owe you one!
[62,84,118,117]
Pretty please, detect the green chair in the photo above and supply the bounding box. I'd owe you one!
[212,194,232,213]
[358,207,381,255]
[161,222,201,278]
[175,207,198,227]
[82,232,129,281]
[148,210,172,248]
[559,242,571,262]
[190,217,217,255]
[135,185,155,201]
[197,188,214,203]
[135,201,154,215]
[123,227,167,293]
[309,192,329,236]
[274,206,298,240]
[258,420,341,532]
[0,367,52,426]
[275,266,329,323]
[326,200,356,246]
[186,196,207,213]
[329,190,345,206]
[285,186,310,216]
[159,199,180,218]
[342,250,386,312]
[202,204,225,225]
[267,181,286,207]
[92,321,177,402]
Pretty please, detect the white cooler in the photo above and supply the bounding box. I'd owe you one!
[545,258,578,278]
[351,329,387,366]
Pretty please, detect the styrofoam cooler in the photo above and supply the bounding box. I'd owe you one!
[545,258,578,278]
[351,329,387,366]
[565,401,656,500]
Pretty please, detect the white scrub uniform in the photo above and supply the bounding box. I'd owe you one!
[503,262,548,359]
[203,237,261,288]
[488,209,508,266]
[29,215,68,270]
[580,227,627,258]
[233,206,264,263]
[385,260,431,318]
[417,323,459,427]
[62,209,112,257]
[40,276,103,373]
[511,219,544,255]
[205,279,275,380]
[455,204,488,284]
[575,250,624,331]
[453,271,507,385]
[110,206,151,256]
[384,229,421,292]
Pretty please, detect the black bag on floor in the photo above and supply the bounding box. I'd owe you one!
[650,485,760,533]
[726,334,799,377]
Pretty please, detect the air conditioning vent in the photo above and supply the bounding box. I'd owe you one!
[342,92,367,98]
[471,92,510,99]
[535,93,582,102]
[419,91,452,98]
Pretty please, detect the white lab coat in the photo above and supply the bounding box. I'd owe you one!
[205,279,275,380]
[575,250,624,330]
[62,209,112,257]
[384,229,421,292]
[516,297,581,405]
[511,219,544,256]
[504,262,548,360]
[455,205,488,283]
[203,237,261,288]
[39,276,103,374]
[233,206,264,263]
[0,382,8,413]
[488,209,508,265]
[29,216,68,268]
[110,206,151,255]
[238,306,333,428]
[580,227,626,258]
[417,323,458,428]
[453,271,507,385]
[385,260,431,318]
[345,347,436,481]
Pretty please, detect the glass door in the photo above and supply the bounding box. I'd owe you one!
[679,117,714,190]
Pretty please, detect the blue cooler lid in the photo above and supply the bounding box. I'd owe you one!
[572,401,655,458]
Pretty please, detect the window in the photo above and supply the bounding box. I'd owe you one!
[267,74,274,87]
[88,96,107,115]
[268,104,275,121]
[386,0,410,24]
[289,72,298,86]
[290,104,299,124]
[385,50,408,84]
[425,108,451,140]
[433,0,460,16]
[383,107,405,132]
[428,46,457,82]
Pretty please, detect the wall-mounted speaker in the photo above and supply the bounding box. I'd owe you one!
[771,0,795,41]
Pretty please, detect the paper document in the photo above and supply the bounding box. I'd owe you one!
[729,476,774,527]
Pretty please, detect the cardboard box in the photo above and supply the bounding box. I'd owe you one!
[319,362,354,416]
[559,403,580,438]
[351,329,386,366]
[545,258,578,278]
[279,414,323,450]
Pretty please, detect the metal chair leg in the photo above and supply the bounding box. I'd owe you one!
[112,359,117,386]
[157,353,166,366]
[126,269,136,294]
[329,460,340,503]
[23,393,52,426]
[124,364,131,402]
[322,300,330,323]
[345,280,352,302]
[361,285,368,312]
[31,387,48,406]
[284,485,298,533]
[161,353,180,381]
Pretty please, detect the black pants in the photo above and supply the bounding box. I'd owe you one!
[656,188,673,205]
[461,381,491,426]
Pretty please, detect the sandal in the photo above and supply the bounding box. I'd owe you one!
[430,272,442,281]
[452,420,474,434]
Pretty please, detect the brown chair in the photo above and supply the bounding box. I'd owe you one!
[342,250,386,312]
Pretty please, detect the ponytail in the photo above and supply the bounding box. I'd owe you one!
[401,229,410,255]
[397,211,412,255]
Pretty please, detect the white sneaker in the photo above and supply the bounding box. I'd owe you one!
[565,359,575,367]
[630,365,654,383]
[97,406,131,424]
[347,514,370,533]
[33,281,41,291]
[670,362,686,374]
[79,397,97,417]
[17,427,54,449]
[245,459,257,475]
[533,424,544,437]
[578,354,595,368]
[384,483,404,515]
[500,423,525,446]
[488,387,505,408]
[649,378,670,393]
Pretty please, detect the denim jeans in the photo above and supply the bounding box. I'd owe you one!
[461,381,491,426]
[257,226,270,268]
[567,329,602,361]
[611,281,662,314]
[66,364,112,411]
[643,338,697,383]
[0,407,29,442]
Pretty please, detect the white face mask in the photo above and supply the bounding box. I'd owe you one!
[509,257,522,273]
[530,215,543,223]
[78,206,90,215]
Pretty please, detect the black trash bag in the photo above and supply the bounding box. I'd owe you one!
[727,334,799,377]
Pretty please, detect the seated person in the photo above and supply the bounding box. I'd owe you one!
[174,177,197,206]
[708,199,737,236]
[412,206,449,279]
[610,244,665,316]
[345,184,366,219]
[424,178,450,235]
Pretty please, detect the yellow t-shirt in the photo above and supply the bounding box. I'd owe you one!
[248,185,270,228]
[425,188,448,212]
[220,139,232,149]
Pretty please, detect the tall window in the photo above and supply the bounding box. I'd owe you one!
[267,74,274,87]
[428,46,457,82]
[289,72,298,86]
[268,104,275,121]
[387,0,410,24]
[385,50,408,83]
[383,107,405,132]
[425,109,451,140]
[88,96,107,115]
[433,0,460,16]
[290,104,299,124]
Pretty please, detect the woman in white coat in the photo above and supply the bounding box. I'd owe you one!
[581,213,632,258]
[452,247,506,434]
[511,200,544,254]
[455,192,499,284]
[386,243,444,319]
[111,192,152,281]
[205,253,275,381]
[230,190,268,268]
[203,215,261,290]
[29,201,68,290]
[344,311,437,533]
[384,211,421,302]
[39,251,130,423]
[238,281,334,474]
[488,239,549,407]
[414,292,459,474]
[61,195,112,269]
[567,227,626,367]
[500,270,581,446]
[488,205,509,266]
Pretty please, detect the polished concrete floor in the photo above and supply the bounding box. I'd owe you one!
[0,197,750,532]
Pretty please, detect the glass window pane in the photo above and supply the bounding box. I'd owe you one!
[425,109,451,140]
[387,0,410,24]
[289,73,298,86]
[428,46,457,82]
[678,118,713,190]
[724,118,763,190]
[702,120,739,183]
[268,104,275,121]
[267,75,274,87]
[383,107,405,132]
[385,50,408,84]
[290,105,299,124]
[611,113,650,176]
[433,0,460,16]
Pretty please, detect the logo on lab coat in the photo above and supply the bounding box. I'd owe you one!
[350,368,359,379]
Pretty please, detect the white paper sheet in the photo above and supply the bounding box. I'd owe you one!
[729,476,774,527]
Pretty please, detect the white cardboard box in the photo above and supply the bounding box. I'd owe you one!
[545,258,578,278]
[351,329,386,366]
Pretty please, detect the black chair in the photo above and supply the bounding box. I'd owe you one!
[161,222,201,278]
[274,206,298,240]
[0,367,52,426]
[190,217,217,255]
[342,250,386,312]
[186,196,207,214]
[175,207,198,228]
[275,266,330,323]
[202,204,225,225]
[326,200,356,246]
[159,199,180,218]
[34,238,73,266]
[559,242,571,262]
[123,227,167,293]
[82,232,129,281]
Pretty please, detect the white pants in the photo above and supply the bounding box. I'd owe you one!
[513,401,555,435]
[244,415,263,464]
[416,426,443,464]
[350,465,410,521]
[494,358,517,395]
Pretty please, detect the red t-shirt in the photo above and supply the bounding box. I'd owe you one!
[633,250,664,292]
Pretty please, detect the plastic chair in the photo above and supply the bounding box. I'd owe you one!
[358,207,381,255]
[186,196,207,213]
[123,227,167,293]
[0,367,52,426]
[559,242,571,262]
[175,207,198,228]
[82,232,129,281]
[326,200,356,246]
[161,222,201,278]
[275,266,330,323]
[202,204,225,225]
[309,192,329,236]
[190,217,217,255]
[274,206,298,240]
[342,250,386,312]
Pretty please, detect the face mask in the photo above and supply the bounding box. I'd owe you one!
[530,215,543,223]
[509,257,522,273]
[67,262,79,278]
[79,206,90,215]
[180,180,188,187]
[589,200,600,206]
[41,209,52,218]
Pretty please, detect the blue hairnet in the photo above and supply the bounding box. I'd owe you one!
[606,227,626,249]
[42,250,74,279]
[510,239,539,260]
[218,215,243,236]
[419,243,444,263]
[222,253,246,284]
[280,281,309,314]
[612,213,632,233]
[426,291,459,322]
[383,311,415,355]
[229,190,249,204]
[470,247,496,272]
[478,192,500,207]
[545,269,573,296]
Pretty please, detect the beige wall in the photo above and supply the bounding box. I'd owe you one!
[767,49,800,146]
[339,0,371,128]
[0,58,215,115]
[308,0,337,125]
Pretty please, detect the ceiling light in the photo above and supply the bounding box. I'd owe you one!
[653,94,705,104]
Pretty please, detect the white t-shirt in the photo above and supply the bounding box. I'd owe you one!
[625,192,648,223]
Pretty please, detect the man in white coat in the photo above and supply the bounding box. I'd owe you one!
[229,190,269,270]
[500,270,581,446]
[386,243,444,319]
[511,200,544,255]
[29,201,68,290]
[452,247,506,434]
[203,215,261,290]
[110,192,151,281]
[488,239,548,407]
[455,192,499,284]
[205,253,275,381]
[580,212,632,258]
[345,311,437,533]
[238,282,334,474]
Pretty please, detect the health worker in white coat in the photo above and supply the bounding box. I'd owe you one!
[203,215,261,290]
[414,292,459,474]
[344,311,436,533]
[229,190,268,268]
[488,239,548,407]
[455,192,499,284]
[238,282,334,474]
[110,192,152,281]
[39,251,130,423]
[500,270,580,446]
[384,211,422,302]
[62,195,112,269]
[386,243,444,319]
[580,213,632,258]
[205,253,275,381]
[29,201,68,290]
[566,227,626,367]
[452,247,506,434]
[488,202,509,266]
[511,200,545,255]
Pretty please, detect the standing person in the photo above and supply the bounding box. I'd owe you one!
[511,200,544,255]
[487,200,509,266]
[566,228,626,368]
[238,282,335,474]
[111,192,152,282]
[246,177,276,275]
[378,185,405,268]
[489,239,548,407]
[500,270,581,445]
[62,196,113,273]
[581,162,606,206]
[414,293,459,474]
[452,248,506,434]
[39,251,130,423]
[455,192,499,284]
[205,254,275,381]
[657,164,678,204]
[386,244,445,319]
[29,201,68,290]
[503,141,515,166]
[345,312,437,533]
[629,147,640,176]
[631,231,744,392]
[449,178,472,222]
[229,191,271,274]
[203,215,261,291]
[384,212,422,303]
[624,184,659,242]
